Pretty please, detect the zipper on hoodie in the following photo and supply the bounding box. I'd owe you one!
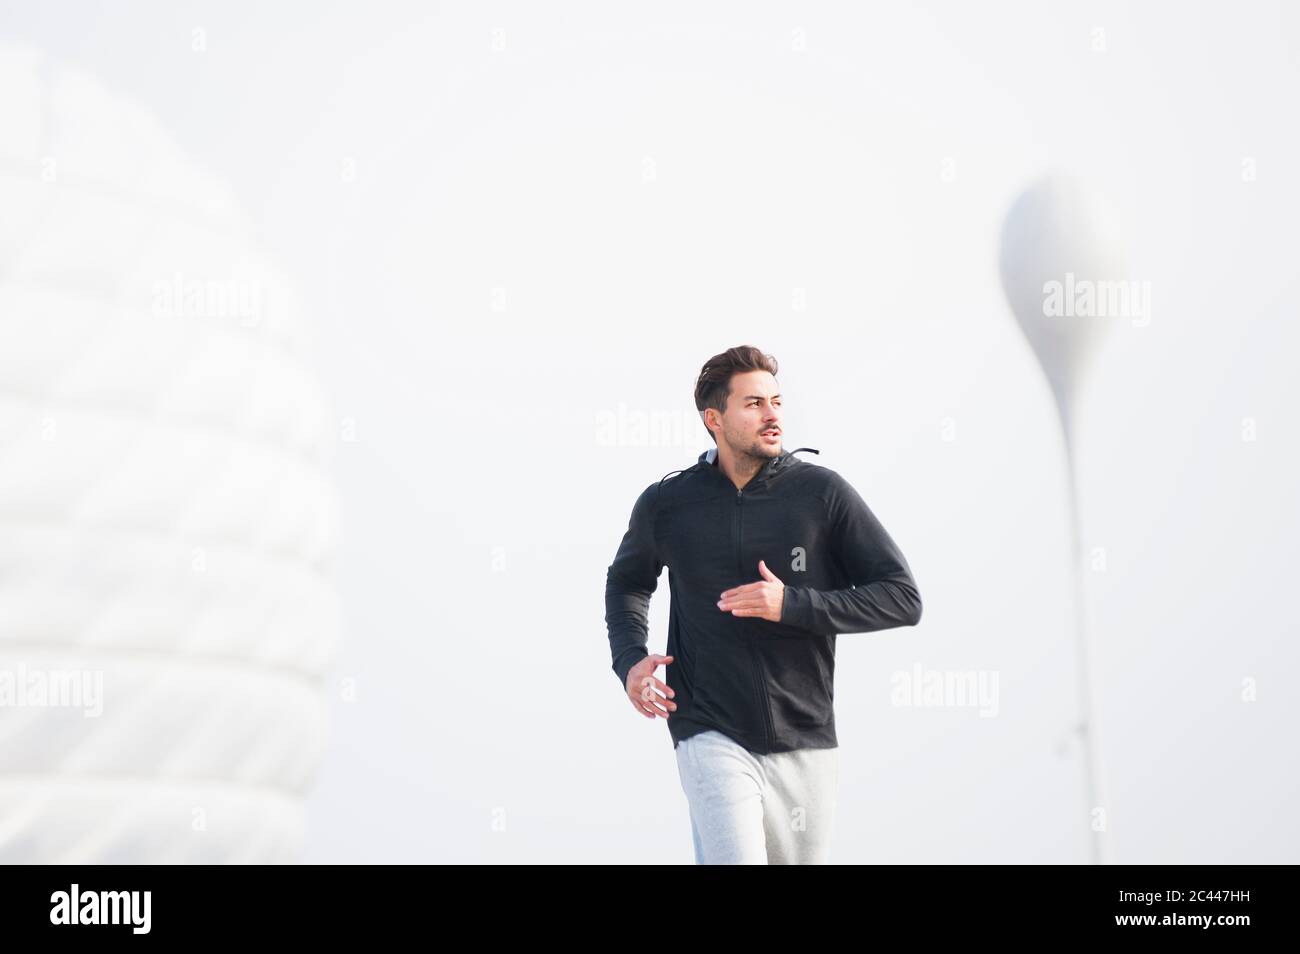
[735,483,775,750]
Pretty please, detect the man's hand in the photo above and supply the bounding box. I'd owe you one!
[718,559,785,622]
[626,653,677,720]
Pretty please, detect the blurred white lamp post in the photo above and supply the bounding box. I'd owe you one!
[999,175,1125,865]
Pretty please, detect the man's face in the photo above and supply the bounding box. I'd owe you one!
[713,370,783,460]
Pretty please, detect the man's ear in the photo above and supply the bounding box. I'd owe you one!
[701,408,717,437]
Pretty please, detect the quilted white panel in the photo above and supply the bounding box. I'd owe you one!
[0,47,340,862]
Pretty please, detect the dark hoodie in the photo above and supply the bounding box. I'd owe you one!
[605,444,922,754]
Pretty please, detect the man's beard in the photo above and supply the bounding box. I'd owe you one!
[725,431,781,468]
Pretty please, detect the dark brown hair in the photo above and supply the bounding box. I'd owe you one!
[694,346,779,444]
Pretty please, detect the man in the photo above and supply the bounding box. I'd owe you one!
[604,345,923,864]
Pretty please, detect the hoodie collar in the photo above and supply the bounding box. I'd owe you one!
[658,446,817,497]
[697,445,816,488]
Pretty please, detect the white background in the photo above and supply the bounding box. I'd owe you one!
[4,0,1296,863]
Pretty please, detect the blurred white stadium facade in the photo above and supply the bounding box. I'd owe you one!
[0,47,340,862]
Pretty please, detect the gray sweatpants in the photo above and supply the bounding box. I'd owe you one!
[674,729,840,864]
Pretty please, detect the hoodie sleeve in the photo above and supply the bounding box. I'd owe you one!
[779,472,922,635]
[605,483,664,689]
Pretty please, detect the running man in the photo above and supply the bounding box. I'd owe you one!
[604,344,923,864]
